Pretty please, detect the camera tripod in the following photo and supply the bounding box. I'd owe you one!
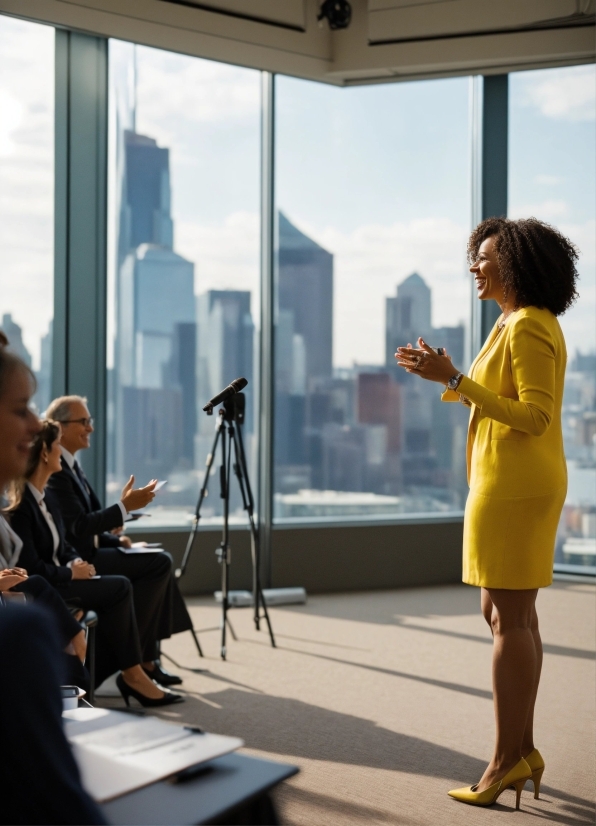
[175,394,275,660]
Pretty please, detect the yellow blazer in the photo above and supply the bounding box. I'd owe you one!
[443,306,567,499]
[443,306,567,589]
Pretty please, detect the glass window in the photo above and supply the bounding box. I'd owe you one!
[107,41,261,527]
[0,16,54,412]
[274,76,471,523]
[509,65,596,573]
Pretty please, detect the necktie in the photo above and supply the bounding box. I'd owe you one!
[74,462,91,496]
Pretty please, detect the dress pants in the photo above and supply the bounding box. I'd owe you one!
[12,574,81,646]
[93,548,190,662]
[0,604,106,825]
[56,575,142,688]
[11,575,91,692]
[157,554,194,640]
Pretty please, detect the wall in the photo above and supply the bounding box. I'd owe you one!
[133,519,464,595]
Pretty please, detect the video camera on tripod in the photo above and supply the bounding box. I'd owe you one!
[176,378,275,660]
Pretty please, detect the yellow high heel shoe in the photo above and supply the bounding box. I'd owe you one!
[448,758,532,810]
[524,749,545,799]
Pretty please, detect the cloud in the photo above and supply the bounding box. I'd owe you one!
[534,174,564,186]
[509,199,569,220]
[519,65,596,122]
[0,17,54,368]
[132,44,260,153]
[0,90,24,157]
[176,212,471,367]
[287,215,470,366]
[176,211,260,300]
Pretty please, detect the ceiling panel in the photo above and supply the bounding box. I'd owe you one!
[368,0,595,44]
[159,0,306,30]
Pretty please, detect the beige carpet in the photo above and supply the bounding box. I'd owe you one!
[101,582,595,825]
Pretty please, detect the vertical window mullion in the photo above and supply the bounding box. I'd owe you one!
[258,71,275,586]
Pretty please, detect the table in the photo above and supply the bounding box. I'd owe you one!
[101,752,299,825]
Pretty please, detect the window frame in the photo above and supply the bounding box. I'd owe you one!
[13,13,586,580]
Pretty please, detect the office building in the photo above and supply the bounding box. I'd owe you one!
[278,212,333,383]
[196,289,255,435]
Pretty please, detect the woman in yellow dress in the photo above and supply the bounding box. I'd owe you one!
[395,217,579,810]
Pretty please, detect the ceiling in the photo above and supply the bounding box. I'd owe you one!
[0,0,594,84]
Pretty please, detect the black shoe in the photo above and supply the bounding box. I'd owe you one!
[116,673,184,708]
[143,660,183,686]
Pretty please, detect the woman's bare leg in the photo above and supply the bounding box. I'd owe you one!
[71,629,86,662]
[476,587,538,792]
[521,603,542,756]
[121,664,166,699]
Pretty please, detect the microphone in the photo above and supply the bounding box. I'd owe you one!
[202,377,248,415]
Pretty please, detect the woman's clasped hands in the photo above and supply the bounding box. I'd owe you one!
[395,337,458,385]
[70,559,96,580]
[0,567,28,591]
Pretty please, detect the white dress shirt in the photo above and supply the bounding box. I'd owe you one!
[27,483,61,565]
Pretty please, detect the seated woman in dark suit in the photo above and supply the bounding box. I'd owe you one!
[9,420,183,708]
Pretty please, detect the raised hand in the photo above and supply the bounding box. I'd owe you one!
[121,475,157,512]
[395,337,459,384]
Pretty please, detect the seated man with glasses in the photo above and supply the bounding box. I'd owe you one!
[46,395,192,688]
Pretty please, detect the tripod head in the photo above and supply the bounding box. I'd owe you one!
[221,392,245,424]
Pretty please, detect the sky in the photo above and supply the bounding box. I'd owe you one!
[0,15,594,371]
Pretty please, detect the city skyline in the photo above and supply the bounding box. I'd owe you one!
[0,19,593,564]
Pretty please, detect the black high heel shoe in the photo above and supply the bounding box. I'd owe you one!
[116,673,184,707]
[142,660,183,686]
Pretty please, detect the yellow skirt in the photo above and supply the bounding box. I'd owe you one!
[463,486,567,589]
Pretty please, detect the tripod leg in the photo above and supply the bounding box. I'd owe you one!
[190,628,204,658]
[256,583,276,648]
[221,601,227,660]
[177,422,222,579]
[226,617,238,641]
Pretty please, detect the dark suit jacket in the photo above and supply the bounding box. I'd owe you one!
[9,486,80,586]
[46,457,123,560]
[0,604,106,824]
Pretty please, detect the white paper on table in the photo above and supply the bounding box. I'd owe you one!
[63,708,243,802]
[117,542,163,554]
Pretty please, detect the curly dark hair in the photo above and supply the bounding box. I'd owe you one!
[467,217,580,316]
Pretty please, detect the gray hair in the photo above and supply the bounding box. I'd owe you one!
[45,394,88,422]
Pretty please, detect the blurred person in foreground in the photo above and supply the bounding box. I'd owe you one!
[396,218,577,810]
[0,338,88,683]
[46,394,192,687]
[0,336,105,824]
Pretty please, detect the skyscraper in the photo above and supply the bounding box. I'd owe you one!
[117,244,195,389]
[278,212,333,383]
[123,131,174,251]
[196,290,255,434]
[1,313,32,367]
[385,272,431,366]
[275,213,333,485]
[114,130,196,482]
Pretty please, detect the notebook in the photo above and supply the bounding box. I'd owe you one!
[63,707,243,802]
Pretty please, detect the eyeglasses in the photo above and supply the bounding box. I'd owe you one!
[60,417,94,427]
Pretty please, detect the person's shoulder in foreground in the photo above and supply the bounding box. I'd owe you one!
[0,603,106,826]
